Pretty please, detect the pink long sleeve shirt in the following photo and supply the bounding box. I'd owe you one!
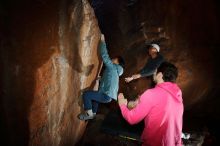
[119,82,183,146]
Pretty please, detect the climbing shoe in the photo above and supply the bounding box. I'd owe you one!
[78,113,95,121]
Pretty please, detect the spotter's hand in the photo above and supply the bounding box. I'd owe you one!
[118,93,128,106]
[125,77,133,83]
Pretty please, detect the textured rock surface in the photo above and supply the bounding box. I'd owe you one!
[0,0,100,145]
[1,0,220,145]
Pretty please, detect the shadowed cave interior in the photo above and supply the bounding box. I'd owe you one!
[0,0,220,146]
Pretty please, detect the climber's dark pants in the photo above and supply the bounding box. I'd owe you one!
[82,90,112,113]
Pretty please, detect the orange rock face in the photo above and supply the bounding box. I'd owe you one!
[0,0,100,145]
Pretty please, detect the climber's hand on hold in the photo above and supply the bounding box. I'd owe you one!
[101,34,105,42]
[96,76,101,81]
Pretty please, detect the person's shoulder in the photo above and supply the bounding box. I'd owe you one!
[156,53,165,61]
[141,88,155,97]
[114,64,124,76]
[139,89,155,103]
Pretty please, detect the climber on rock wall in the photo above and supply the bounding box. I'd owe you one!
[118,62,183,146]
[78,34,125,120]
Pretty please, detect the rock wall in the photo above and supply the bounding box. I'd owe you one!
[0,0,220,145]
[0,0,100,145]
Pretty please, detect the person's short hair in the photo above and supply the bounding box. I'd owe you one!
[157,62,178,82]
[116,56,125,68]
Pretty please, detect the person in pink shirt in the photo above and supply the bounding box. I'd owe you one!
[118,62,183,146]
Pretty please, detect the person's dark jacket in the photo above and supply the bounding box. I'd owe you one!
[140,54,164,77]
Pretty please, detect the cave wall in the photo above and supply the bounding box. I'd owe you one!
[93,0,220,109]
[0,0,220,145]
[0,0,100,145]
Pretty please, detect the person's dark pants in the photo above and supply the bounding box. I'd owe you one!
[82,90,112,113]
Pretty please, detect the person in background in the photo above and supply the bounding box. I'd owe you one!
[78,34,125,120]
[125,44,164,84]
[118,62,183,146]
